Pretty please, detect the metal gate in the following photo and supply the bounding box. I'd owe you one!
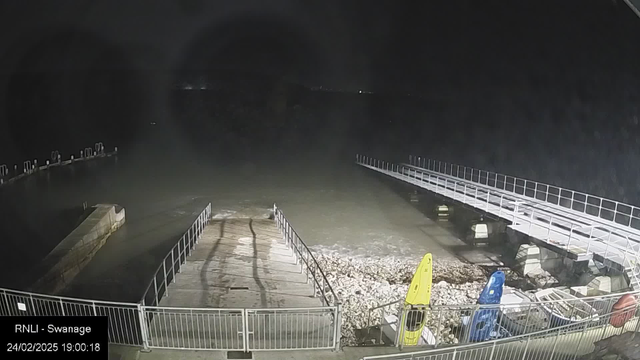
[142,306,246,350]
[141,306,339,352]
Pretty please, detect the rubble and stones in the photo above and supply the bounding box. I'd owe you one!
[313,250,501,346]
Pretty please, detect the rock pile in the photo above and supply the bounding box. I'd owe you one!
[313,250,493,346]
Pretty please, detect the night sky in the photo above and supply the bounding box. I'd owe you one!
[2,1,640,202]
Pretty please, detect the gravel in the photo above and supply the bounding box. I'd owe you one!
[313,249,497,346]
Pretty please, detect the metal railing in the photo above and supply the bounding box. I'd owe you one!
[361,301,640,360]
[0,142,117,186]
[142,306,246,350]
[368,290,640,348]
[273,204,342,351]
[140,305,339,351]
[246,307,339,351]
[0,287,143,345]
[356,155,640,277]
[273,204,340,308]
[407,154,640,288]
[408,156,640,232]
[0,201,341,352]
[141,203,211,307]
[136,203,341,352]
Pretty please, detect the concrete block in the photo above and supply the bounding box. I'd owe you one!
[610,273,630,292]
[435,204,449,219]
[570,286,589,297]
[471,223,489,240]
[515,244,543,276]
[31,204,125,294]
[587,276,612,294]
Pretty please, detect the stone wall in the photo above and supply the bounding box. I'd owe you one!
[30,204,125,294]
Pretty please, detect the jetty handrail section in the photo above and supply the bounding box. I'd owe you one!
[273,204,340,308]
[408,156,640,286]
[141,203,211,307]
[356,155,640,276]
[405,155,640,287]
[408,156,640,232]
[0,141,117,186]
[362,302,640,360]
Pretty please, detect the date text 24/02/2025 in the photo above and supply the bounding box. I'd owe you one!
[6,342,101,353]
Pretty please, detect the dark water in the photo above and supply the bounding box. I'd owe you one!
[0,147,476,303]
[0,155,210,295]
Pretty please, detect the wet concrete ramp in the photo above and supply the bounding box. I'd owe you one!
[158,218,321,308]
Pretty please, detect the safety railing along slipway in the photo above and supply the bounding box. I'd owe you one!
[362,301,640,360]
[270,204,342,351]
[140,203,211,307]
[368,290,640,349]
[0,142,116,186]
[355,155,640,280]
[139,204,341,352]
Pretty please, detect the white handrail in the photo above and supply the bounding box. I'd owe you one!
[356,154,640,277]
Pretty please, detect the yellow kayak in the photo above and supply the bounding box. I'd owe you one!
[398,253,433,346]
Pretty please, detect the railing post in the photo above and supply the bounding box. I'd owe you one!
[153,277,158,306]
[171,248,176,282]
[520,335,531,360]
[549,323,561,359]
[632,304,640,340]
[598,198,603,218]
[466,304,480,343]
[177,241,182,274]
[397,306,406,350]
[162,261,168,297]
[434,309,443,348]
[604,230,612,259]
[242,309,250,352]
[1,289,11,316]
[528,208,534,234]
[566,223,574,252]
[522,303,533,336]
[28,294,36,315]
[586,227,594,255]
[453,181,458,201]
[485,189,490,212]
[571,315,591,360]
[488,341,497,360]
[137,302,151,352]
[333,304,342,352]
